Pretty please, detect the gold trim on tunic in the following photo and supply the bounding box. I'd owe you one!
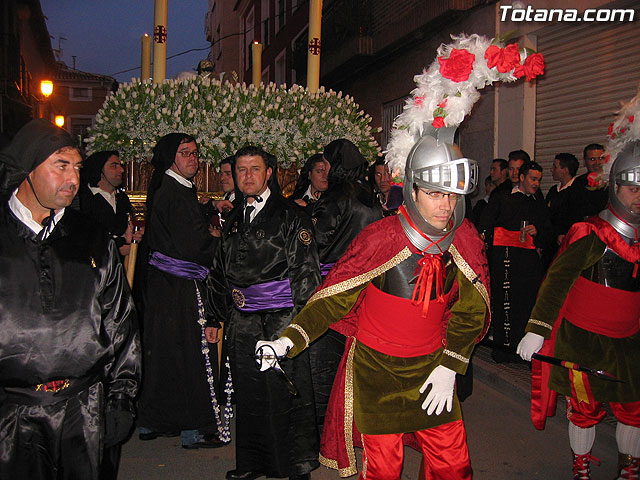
[443,349,469,364]
[449,244,491,320]
[529,318,553,330]
[308,247,412,303]
[288,324,310,349]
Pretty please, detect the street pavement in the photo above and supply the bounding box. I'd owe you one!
[119,345,619,479]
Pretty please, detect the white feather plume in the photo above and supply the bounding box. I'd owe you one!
[603,86,640,182]
[386,33,542,178]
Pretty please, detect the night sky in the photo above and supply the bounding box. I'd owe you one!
[40,0,211,84]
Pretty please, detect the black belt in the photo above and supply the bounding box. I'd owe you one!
[1,376,99,406]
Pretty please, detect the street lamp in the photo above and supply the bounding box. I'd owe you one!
[40,80,54,98]
[54,115,65,127]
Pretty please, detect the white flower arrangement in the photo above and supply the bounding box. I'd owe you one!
[86,76,381,168]
[386,33,544,177]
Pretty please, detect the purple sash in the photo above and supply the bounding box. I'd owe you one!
[229,279,294,312]
[320,262,335,277]
[149,251,209,281]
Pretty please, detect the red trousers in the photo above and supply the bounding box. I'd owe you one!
[360,420,472,480]
[567,397,640,428]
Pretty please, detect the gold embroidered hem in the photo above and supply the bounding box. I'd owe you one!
[343,338,357,475]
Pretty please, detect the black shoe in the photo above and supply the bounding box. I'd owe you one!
[182,434,229,449]
[289,475,310,480]
[225,470,265,480]
[139,431,180,441]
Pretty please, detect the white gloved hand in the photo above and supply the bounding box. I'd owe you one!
[516,332,544,361]
[419,365,456,415]
[255,337,294,372]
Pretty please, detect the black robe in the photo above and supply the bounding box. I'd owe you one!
[307,181,383,433]
[209,193,321,478]
[0,205,140,480]
[478,190,553,354]
[80,188,132,247]
[311,181,383,265]
[569,173,609,220]
[137,175,220,433]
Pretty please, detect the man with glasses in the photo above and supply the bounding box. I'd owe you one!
[137,133,228,449]
[255,127,490,479]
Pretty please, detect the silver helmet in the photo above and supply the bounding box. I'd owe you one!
[399,125,478,253]
[600,140,640,241]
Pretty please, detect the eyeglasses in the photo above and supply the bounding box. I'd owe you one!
[420,189,460,200]
[178,150,198,159]
[586,156,605,162]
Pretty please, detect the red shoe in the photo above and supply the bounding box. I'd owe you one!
[572,451,600,480]
[617,454,640,480]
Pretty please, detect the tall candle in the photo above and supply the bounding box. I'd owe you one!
[306,0,323,93]
[152,0,168,83]
[141,34,151,80]
[252,42,262,86]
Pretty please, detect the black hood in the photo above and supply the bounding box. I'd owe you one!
[83,150,119,187]
[0,119,76,198]
[323,138,367,188]
[146,133,196,216]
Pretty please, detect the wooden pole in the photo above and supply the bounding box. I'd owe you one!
[141,34,151,80]
[126,243,138,288]
[152,0,168,83]
[252,42,262,86]
[306,0,323,93]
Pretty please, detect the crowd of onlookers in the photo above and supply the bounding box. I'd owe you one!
[1,117,617,479]
[470,144,608,363]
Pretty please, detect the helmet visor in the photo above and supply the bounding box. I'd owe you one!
[615,166,640,187]
[413,158,478,195]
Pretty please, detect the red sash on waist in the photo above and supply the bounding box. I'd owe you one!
[562,276,640,338]
[356,283,445,357]
[493,226,535,249]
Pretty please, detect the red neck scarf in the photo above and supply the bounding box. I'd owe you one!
[399,205,449,316]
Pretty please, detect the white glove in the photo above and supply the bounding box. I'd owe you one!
[516,332,544,361]
[255,337,294,372]
[419,365,456,415]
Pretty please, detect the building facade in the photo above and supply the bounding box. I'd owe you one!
[0,0,56,140]
[207,0,640,197]
[52,62,116,147]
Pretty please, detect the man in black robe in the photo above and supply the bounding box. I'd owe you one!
[570,143,609,221]
[542,152,580,268]
[478,161,553,362]
[308,139,383,433]
[0,119,140,479]
[209,146,320,480]
[79,150,143,257]
[137,133,228,448]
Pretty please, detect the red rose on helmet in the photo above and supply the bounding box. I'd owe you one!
[438,48,476,82]
[484,44,521,73]
[432,116,446,128]
[514,53,545,81]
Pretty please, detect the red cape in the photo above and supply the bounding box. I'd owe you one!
[530,215,640,429]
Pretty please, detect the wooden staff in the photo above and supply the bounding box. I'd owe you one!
[126,242,138,288]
